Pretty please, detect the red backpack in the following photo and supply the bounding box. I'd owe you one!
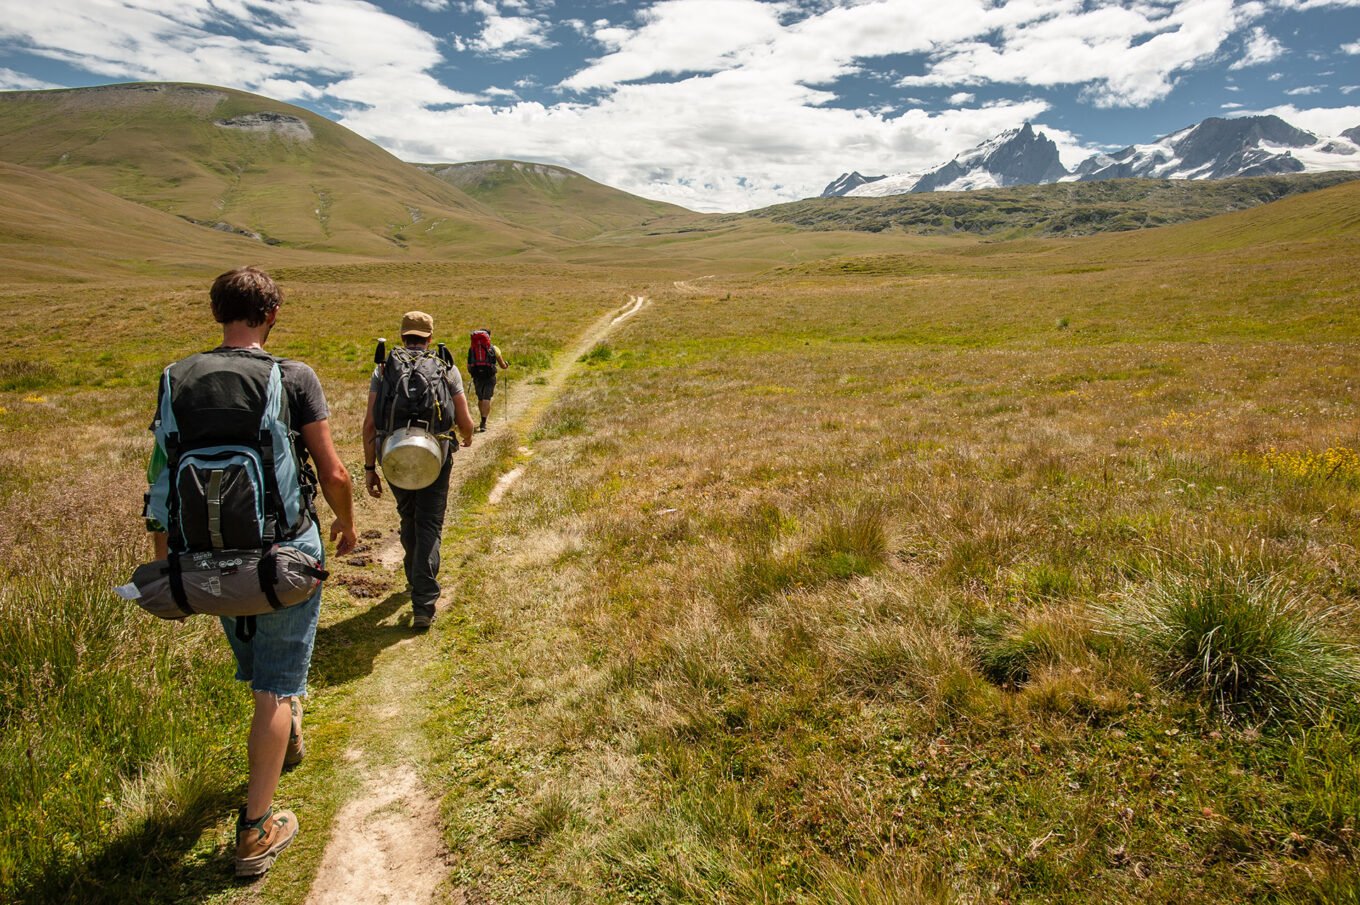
[468,330,495,371]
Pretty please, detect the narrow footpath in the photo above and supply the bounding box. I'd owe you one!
[298,295,650,905]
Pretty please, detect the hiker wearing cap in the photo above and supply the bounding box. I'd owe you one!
[467,328,509,432]
[144,266,357,878]
[361,311,475,629]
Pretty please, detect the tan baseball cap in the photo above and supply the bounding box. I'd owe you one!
[400,310,433,338]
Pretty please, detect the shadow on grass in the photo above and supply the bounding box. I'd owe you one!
[309,590,414,688]
[11,781,246,905]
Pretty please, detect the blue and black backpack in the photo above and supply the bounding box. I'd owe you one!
[138,349,322,637]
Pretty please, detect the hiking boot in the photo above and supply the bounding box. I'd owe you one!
[235,808,298,878]
[413,607,435,630]
[477,421,487,433]
[283,698,304,769]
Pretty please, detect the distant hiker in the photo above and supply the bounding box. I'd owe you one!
[467,328,509,432]
[362,311,475,629]
[143,266,356,878]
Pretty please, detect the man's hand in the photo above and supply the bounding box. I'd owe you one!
[365,469,383,498]
[331,519,357,555]
[461,435,473,448]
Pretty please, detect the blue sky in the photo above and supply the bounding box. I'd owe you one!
[1,0,1357,211]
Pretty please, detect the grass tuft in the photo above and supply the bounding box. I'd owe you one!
[1104,552,1360,722]
[496,787,573,845]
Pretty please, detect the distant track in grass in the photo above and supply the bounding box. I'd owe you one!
[303,293,653,904]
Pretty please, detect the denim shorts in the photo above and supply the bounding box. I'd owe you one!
[220,522,324,698]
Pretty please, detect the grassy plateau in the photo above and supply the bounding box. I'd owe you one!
[1,80,1359,905]
[425,180,1360,904]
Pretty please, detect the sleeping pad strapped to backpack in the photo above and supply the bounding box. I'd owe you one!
[122,349,326,640]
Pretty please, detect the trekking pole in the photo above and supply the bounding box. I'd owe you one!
[503,369,509,422]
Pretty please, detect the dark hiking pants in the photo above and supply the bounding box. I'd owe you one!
[390,455,452,617]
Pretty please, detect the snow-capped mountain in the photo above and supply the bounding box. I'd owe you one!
[1071,115,1356,181]
[821,171,887,197]
[821,115,1360,200]
[844,123,1066,197]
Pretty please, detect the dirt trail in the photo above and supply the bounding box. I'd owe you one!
[671,276,713,294]
[305,296,649,904]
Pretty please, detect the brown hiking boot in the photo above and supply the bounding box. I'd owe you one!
[283,698,304,769]
[235,808,298,878]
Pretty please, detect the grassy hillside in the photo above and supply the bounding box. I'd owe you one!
[746,171,1360,238]
[0,160,311,282]
[0,83,536,257]
[419,160,695,240]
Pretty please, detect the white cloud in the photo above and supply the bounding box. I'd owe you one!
[457,0,553,59]
[563,0,788,91]
[899,0,1255,108]
[0,0,480,109]
[948,92,976,105]
[343,62,1071,211]
[1229,26,1284,69]
[1285,85,1323,94]
[1222,101,1245,108]
[1245,103,1360,135]
[1343,41,1360,54]
[0,67,62,90]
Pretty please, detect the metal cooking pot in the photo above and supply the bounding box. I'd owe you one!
[380,426,444,490]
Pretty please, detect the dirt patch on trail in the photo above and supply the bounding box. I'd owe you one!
[304,771,454,905]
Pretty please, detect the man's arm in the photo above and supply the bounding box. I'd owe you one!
[496,347,509,370]
[361,390,382,499]
[300,419,357,555]
[454,393,475,446]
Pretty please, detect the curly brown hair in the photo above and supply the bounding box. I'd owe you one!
[210,267,282,327]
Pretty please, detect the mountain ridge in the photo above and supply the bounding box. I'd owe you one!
[823,115,1360,199]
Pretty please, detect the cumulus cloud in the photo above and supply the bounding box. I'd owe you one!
[1229,26,1285,69]
[0,67,62,90]
[1246,102,1360,135]
[898,0,1252,107]
[343,63,1062,211]
[1343,41,1360,53]
[455,0,553,59]
[563,0,787,91]
[0,0,481,108]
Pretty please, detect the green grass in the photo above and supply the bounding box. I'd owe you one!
[420,182,1360,902]
[0,262,617,902]
[4,135,1360,902]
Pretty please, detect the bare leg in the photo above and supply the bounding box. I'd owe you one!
[246,691,292,819]
[479,398,491,421]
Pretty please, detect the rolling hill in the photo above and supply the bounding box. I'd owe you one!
[418,160,695,240]
[0,83,537,258]
[0,159,303,283]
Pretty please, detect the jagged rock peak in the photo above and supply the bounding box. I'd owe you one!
[821,171,886,197]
